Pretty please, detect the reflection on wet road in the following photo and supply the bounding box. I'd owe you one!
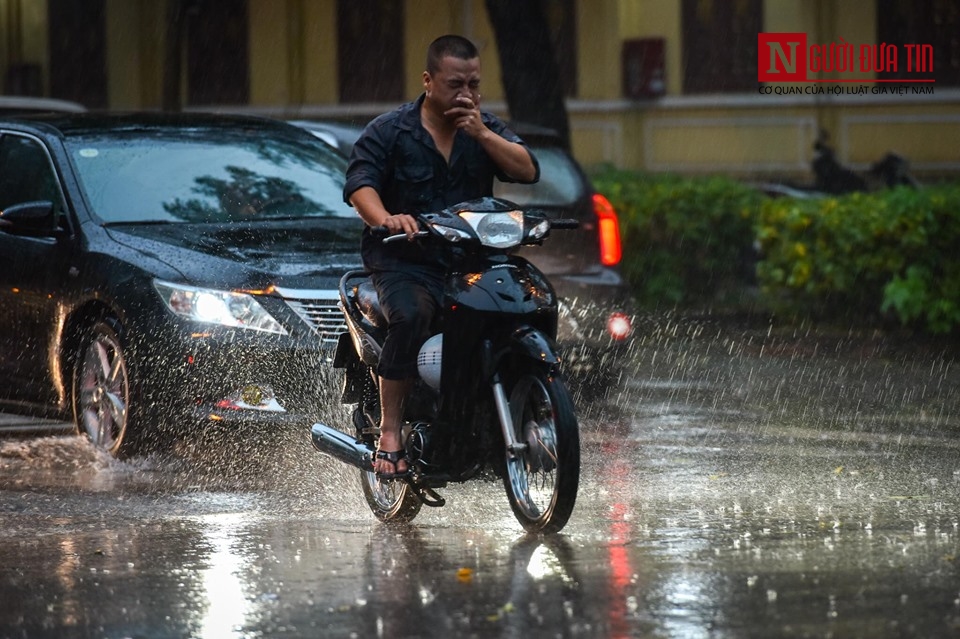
[1,319,959,638]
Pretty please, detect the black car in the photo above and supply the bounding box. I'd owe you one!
[0,112,361,456]
[292,119,634,383]
[492,124,633,348]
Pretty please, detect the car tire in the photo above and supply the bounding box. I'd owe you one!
[71,319,140,458]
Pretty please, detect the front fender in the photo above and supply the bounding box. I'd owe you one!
[508,325,562,366]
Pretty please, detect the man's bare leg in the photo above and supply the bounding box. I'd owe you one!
[373,377,412,475]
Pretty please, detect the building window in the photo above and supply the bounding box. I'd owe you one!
[186,0,250,105]
[48,0,108,108]
[544,0,578,97]
[682,0,762,93]
[877,0,960,86]
[337,0,404,103]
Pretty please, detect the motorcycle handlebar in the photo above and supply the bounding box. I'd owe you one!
[370,225,430,243]
[381,230,430,244]
[371,215,579,243]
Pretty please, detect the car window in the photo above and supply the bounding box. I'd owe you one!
[494,146,583,206]
[65,129,355,223]
[0,134,64,212]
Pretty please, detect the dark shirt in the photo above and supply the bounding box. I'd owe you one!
[343,94,539,273]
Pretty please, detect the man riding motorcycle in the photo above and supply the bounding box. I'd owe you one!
[343,34,539,479]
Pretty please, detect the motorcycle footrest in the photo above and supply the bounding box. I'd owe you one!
[414,484,446,508]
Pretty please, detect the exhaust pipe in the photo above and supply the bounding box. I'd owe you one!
[310,423,374,470]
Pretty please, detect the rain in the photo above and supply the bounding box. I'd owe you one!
[2,1,959,638]
[3,309,960,637]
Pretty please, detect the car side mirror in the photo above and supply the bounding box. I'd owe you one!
[0,200,58,237]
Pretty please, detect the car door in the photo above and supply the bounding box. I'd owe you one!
[0,131,74,407]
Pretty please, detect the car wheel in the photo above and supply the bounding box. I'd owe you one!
[72,319,135,458]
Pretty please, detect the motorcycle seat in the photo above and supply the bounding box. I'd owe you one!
[356,281,387,328]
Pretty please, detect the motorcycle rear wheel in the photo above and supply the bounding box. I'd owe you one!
[349,375,422,523]
[502,366,580,533]
[360,470,422,523]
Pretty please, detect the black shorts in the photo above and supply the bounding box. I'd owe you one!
[371,269,443,380]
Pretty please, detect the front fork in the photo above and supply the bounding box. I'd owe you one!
[482,326,563,461]
[491,373,526,458]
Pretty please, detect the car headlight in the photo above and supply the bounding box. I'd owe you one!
[459,210,524,248]
[153,280,288,335]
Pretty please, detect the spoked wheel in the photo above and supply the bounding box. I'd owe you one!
[356,407,422,523]
[503,366,580,533]
[360,469,422,523]
[72,320,132,458]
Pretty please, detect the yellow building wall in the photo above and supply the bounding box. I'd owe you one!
[249,0,507,109]
[1,0,49,93]
[249,0,292,107]
[135,2,166,109]
[404,1,451,100]
[105,0,141,109]
[49,0,958,178]
[616,0,682,96]
[577,0,620,99]
[569,0,960,179]
[0,1,8,75]
[248,0,338,109]
[838,102,960,169]
[642,105,817,173]
[18,0,47,90]
[301,0,337,104]
[402,0,505,103]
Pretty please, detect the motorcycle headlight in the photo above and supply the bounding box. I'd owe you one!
[153,280,288,335]
[459,210,524,248]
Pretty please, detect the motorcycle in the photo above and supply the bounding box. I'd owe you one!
[310,197,581,533]
[759,129,920,199]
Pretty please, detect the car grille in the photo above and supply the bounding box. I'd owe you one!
[275,288,347,344]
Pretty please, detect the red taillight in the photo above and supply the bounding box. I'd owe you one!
[592,193,622,266]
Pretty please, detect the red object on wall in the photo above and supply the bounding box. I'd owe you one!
[622,38,666,99]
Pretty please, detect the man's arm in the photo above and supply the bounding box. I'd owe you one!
[345,118,420,238]
[349,186,420,238]
[475,131,538,183]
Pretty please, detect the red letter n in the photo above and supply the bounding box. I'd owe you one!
[758,33,807,82]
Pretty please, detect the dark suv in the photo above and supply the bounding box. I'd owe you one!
[291,119,634,388]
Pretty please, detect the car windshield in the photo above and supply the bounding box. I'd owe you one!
[65,128,354,223]
[494,146,582,206]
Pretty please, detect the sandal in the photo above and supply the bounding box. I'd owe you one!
[374,449,411,480]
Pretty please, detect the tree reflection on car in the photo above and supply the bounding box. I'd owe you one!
[163,166,319,221]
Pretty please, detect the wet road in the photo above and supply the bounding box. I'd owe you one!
[2,317,960,638]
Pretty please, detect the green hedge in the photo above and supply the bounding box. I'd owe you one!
[590,167,764,307]
[756,185,960,333]
[591,166,960,334]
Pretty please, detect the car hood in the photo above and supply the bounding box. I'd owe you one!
[104,218,363,289]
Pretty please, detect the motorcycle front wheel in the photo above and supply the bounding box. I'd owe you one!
[502,366,580,533]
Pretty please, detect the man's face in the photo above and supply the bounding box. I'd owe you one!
[424,55,481,116]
